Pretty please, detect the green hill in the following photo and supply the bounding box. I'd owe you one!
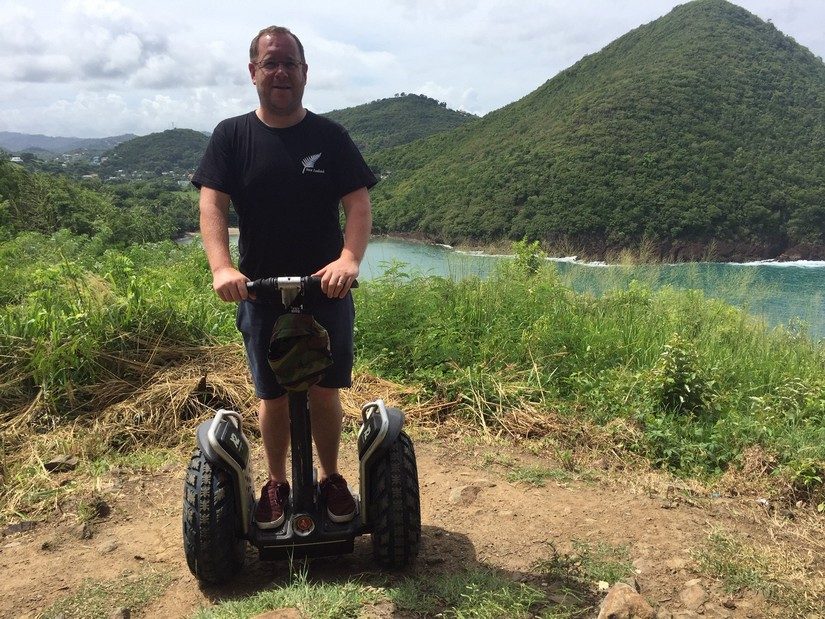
[100,129,209,177]
[370,0,825,260]
[323,94,477,156]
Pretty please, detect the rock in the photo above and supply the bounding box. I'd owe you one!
[359,600,396,618]
[74,522,93,540]
[251,609,303,619]
[597,582,656,619]
[665,556,688,571]
[109,608,130,619]
[679,583,707,611]
[702,603,732,618]
[97,539,119,554]
[448,485,481,505]
[593,457,610,470]
[734,591,767,617]
[45,455,79,473]
[2,521,36,536]
[598,580,611,592]
[92,498,111,518]
[632,558,654,575]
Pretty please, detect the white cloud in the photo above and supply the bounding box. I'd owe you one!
[102,32,144,75]
[1,0,823,137]
[66,0,142,23]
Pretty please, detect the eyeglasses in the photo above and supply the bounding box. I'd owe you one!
[255,59,304,74]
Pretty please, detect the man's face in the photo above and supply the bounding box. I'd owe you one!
[249,33,307,118]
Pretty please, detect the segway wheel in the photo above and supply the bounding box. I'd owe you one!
[370,431,421,567]
[182,447,246,584]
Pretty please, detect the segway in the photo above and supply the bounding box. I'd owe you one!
[182,276,421,585]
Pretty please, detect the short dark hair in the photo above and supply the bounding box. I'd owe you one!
[249,26,305,63]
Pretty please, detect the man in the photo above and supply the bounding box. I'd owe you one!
[192,26,376,528]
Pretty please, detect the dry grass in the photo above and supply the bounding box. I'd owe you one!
[0,350,442,523]
[95,345,254,449]
[693,526,825,616]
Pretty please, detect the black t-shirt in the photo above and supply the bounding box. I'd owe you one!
[192,111,377,279]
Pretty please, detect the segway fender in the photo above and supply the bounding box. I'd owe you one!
[357,399,405,526]
[196,415,249,469]
[357,400,404,462]
[195,410,254,536]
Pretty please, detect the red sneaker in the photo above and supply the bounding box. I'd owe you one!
[254,480,290,529]
[320,473,356,523]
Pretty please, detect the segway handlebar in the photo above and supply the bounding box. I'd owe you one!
[246,276,358,304]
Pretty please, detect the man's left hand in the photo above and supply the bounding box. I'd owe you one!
[314,256,359,298]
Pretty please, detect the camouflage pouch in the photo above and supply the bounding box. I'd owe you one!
[268,312,333,392]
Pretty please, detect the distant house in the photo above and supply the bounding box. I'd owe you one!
[9,156,23,163]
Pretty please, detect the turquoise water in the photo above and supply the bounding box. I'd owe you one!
[218,235,824,339]
[361,238,825,339]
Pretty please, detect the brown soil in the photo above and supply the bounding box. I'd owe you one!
[2,428,823,619]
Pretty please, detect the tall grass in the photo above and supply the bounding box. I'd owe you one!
[355,259,825,498]
[2,232,822,502]
[0,231,237,427]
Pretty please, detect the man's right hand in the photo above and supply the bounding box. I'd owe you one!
[212,266,249,302]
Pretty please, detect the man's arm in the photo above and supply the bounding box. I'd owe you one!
[199,186,249,302]
[314,186,372,298]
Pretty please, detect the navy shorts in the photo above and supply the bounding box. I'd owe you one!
[236,292,355,399]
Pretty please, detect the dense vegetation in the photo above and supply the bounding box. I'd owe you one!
[370,0,825,260]
[1,231,822,508]
[0,161,198,244]
[357,257,825,504]
[323,93,477,156]
[99,128,208,176]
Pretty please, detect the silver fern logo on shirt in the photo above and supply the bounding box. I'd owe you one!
[301,153,325,174]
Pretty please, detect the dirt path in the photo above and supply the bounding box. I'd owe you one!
[1,432,822,618]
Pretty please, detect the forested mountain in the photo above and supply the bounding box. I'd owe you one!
[100,129,209,176]
[0,131,135,155]
[370,0,825,260]
[323,94,477,156]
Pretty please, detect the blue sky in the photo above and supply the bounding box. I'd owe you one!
[1,0,823,138]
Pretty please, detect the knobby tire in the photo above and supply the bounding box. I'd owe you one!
[370,431,421,567]
[182,447,246,584]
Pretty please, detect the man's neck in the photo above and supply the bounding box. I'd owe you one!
[255,107,307,129]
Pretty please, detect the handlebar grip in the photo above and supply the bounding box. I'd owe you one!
[245,276,358,291]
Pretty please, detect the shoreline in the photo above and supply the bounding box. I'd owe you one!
[195,230,825,267]
[373,232,825,265]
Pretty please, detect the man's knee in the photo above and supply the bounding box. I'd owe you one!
[260,395,289,415]
[309,386,341,411]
